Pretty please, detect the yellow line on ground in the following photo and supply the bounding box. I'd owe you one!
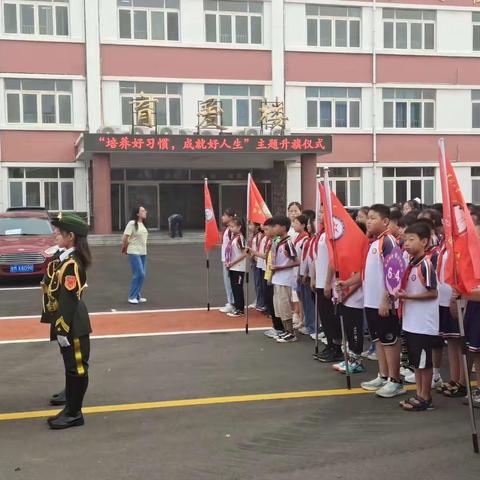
[0,385,417,422]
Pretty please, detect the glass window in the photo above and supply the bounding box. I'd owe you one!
[26,182,41,206]
[169,97,181,125]
[20,4,34,34]
[350,20,360,47]
[250,15,261,43]
[307,100,317,127]
[410,22,422,49]
[320,19,332,46]
[349,101,360,128]
[335,102,347,127]
[384,89,434,129]
[395,102,407,128]
[205,14,216,41]
[10,182,23,207]
[396,22,407,48]
[23,94,38,123]
[4,4,17,33]
[41,94,56,123]
[219,14,232,42]
[474,24,480,51]
[320,101,332,127]
[424,23,434,49]
[410,102,421,128]
[424,102,434,128]
[119,10,132,37]
[166,11,178,40]
[7,94,20,123]
[473,180,480,204]
[61,183,74,210]
[307,18,317,46]
[151,10,164,39]
[39,6,53,35]
[236,15,248,43]
[473,103,480,129]
[55,5,69,35]
[384,22,393,48]
[134,10,148,38]
[58,95,71,124]
[44,182,59,210]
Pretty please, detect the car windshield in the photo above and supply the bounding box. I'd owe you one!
[0,217,53,236]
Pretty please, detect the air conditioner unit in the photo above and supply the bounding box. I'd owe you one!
[133,126,153,135]
[178,128,193,135]
[244,128,260,136]
[159,127,174,135]
[200,129,215,135]
[98,125,131,134]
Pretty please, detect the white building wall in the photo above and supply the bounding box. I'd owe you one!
[72,80,88,130]
[182,83,205,129]
[181,0,204,44]
[286,162,301,206]
[437,10,472,55]
[70,0,86,41]
[436,89,471,131]
[102,81,122,127]
[285,85,306,132]
[284,2,306,50]
[99,0,118,43]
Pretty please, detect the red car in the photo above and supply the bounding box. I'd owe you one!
[0,208,57,278]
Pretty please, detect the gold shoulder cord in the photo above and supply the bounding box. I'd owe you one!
[58,259,85,300]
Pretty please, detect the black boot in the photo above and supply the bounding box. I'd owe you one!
[48,375,88,430]
[49,388,66,406]
[318,345,343,363]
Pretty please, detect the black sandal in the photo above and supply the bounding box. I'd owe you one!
[443,382,467,398]
[402,396,434,412]
[436,381,455,394]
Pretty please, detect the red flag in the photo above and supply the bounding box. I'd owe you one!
[438,139,480,293]
[204,179,219,251]
[320,170,369,281]
[248,174,272,224]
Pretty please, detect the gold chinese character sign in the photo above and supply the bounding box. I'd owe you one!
[260,98,288,135]
[130,92,158,129]
[197,98,226,133]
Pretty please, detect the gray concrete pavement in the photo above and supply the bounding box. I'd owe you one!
[0,331,479,480]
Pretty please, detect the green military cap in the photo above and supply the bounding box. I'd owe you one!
[51,212,89,237]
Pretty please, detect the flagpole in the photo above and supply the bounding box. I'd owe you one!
[206,251,210,312]
[323,167,351,390]
[313,175,321,359]
[439,139,479,454]
[245,173,252,334]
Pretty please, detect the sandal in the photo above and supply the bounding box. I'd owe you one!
[443,382,467,398]
[399,396,419,408]
[402,396,434,412]
[436,381,455,394]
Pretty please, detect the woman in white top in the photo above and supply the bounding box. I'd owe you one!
[121,206,148,304]
[287,202,302,240]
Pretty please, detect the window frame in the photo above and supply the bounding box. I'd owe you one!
[473,12,480,51]
[318,167,362,207]
[8,167,75,211]
[5,79,73,126]
[306,5,361,48]
[472,90,480,129]
[118,1,180,42]
[306,87,361,129]
[204,0,263,45]
[120,82,182,127]
[472,167,480,204]
[2,0,70,37]
[382,89,435,129]
[382,167,435,205]
[383,8,435,51]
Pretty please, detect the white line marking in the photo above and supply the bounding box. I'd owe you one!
[0,327,267,345]
[0,286,40,291]
[0,306,223,321]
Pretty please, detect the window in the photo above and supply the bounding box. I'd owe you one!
[474,13,480,51]
[318,167,361,207]
[383,88,434,129]
[120,81,182,126]
[204,0,263,44]
[3,0,69,36]
[383,167,435,205]
[8,167,75,211]
[473,91,480,129]
[472,167,480,204]
[307,87,361,128]
[204,84,264,127]
[306,5,361,48]
[5,79,72,125]
[383,8,435,50]
[118,0,179,41]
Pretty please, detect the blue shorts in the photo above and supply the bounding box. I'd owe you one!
[465,301,480,352]
[439,305,460,338]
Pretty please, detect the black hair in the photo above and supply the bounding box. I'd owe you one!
[222,208,236,218]
[418,209,442,229]
[287,202,302,211]
[230,217,246,237]
[398,212,418,228]
[263,218,274,226]
[358,206,369,215]
[130,205,146,231]
[302,209,315,221]
[60,230,92,270]
[416,217,435,232]
[404,199,420,211]
[431,203,443,215]
[389,210,402,223]
[369,204,390,219]
[405,222,431,241]
[293,214,309,231]
[356,221,367,234]
[270,214,291,231]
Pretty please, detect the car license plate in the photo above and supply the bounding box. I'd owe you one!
[10,264,34,273]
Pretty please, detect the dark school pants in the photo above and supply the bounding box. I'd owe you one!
[229,270,245,312]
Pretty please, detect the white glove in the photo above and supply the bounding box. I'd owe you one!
[57,335,70,348]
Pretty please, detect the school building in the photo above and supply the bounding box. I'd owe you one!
[1,0,480,233]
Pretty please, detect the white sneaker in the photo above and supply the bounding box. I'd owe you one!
[219,303,234,313]
[367,352,378,361]
[361,375,388,391]
[297,326,310,335]
[128,298,139,304]
[375,380,407,398]
[264,328,282,338]
[138,297,147,303]
[248,302,257,309]
[432,375,443,389]
[404,372,416,384]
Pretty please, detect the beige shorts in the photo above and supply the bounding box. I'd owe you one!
[273,285,293,321]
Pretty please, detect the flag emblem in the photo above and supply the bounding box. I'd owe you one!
[205,208,214,222]
[332,216,345,240]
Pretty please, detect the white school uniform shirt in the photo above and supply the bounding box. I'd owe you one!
[402,256,439,336]
[251,233,263,266]
[343,286,364,310]
[271,237,297,287]
[293,233,309,279]
[221,228,231,263]
[299,236,312,277]
[363,233,399,309]
[315,233,329,289]
[228,234,247,272]
[256,235,267,271]
[437,249,452,308]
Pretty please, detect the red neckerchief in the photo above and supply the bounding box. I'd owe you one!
[264,237,273,255]
[294,231,309,247]
[302,235,313,261]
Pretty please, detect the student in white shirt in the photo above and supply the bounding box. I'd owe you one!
[219,208,236,313]
[225,217,247,317]
[287,201,302,240]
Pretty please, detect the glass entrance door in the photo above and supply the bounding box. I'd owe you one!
[127,185,160,230]
[220,184,247,219]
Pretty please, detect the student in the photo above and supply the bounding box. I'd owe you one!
[287,202,302,240]
[356,207,369,226]
[397,222,439,411]
[270,215,299,343]
[248,221,265,311]
[389,210,402,241]
[219,209,236,314]
[402,200,420,216]
[249,219,285,338]
[291,214,310,329]
[360,204,406,398]
[225,217,247,317]
[122,206,149,304]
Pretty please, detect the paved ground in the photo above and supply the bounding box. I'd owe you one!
[0,245,231,317]
[0,330,479,480]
